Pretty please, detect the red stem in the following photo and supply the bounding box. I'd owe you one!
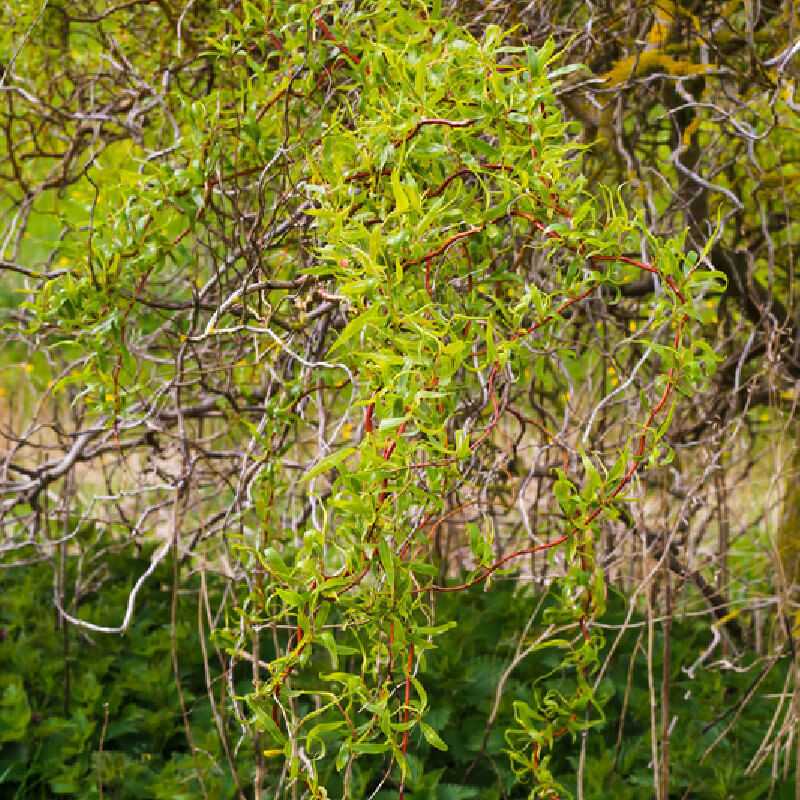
[416,535,570,594]
[398,117,477,144]
[425,257,432,297]
[404,226,483,266]
[425,162,513,199]
[313,10,361,64]
[398,643,415,800]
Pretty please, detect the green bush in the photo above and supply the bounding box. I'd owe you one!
[0,546,252,799]
[1,551,792,799]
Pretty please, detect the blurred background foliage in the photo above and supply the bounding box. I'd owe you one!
[2,551,795,799]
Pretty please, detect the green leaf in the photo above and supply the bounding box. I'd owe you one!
[351,741,391,755]
[335,742,350,771]
[391,168,409,213]
[421,721,448,751]
[251,704,288,745]
[378,536,394,588]
[378,415,409,430]
[553,477,574,511]
[304,446,357,482]
[329,305,381,353]
[486,319,495,363]
[0,677,30,743]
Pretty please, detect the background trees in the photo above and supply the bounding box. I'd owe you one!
[0,1,798,798]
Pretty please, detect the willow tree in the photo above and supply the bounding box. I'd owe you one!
[1,1,717,797]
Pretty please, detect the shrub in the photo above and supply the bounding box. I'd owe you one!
[1,2,721,797]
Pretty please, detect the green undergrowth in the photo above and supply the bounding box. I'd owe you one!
[0,547,792,799]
